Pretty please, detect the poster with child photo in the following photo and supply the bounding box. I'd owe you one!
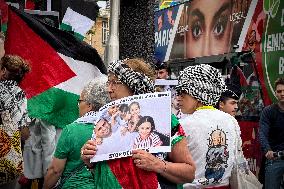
[90,91,172,162]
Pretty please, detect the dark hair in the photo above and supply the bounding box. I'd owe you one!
[0,55,31,83]
[136,116,155,132]
[275,77,284,89]
[155,61,171,75]
[119,104,129,113]
[215,90,239,109]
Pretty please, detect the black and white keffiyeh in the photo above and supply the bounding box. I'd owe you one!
[108,59,155,95]
[175,64,227,106]
[0,80,30,128]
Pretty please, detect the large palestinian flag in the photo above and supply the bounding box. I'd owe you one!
[4,6,107,128]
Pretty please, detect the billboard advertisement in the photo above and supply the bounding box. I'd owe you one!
[155,0,254,62]
[155,0,284,104]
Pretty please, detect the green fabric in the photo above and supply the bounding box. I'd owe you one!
[28,87,79,128]
[91,114,186,189]
[54,122,94,189]
[93,161,122,189]
[74,32,85,41]
[60,23,84,41]
[171,114,185,146]
[1,23,7,33]
[60,23,72,32]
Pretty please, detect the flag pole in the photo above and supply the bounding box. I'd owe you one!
[47,0,51,11]
[104,0,120,66]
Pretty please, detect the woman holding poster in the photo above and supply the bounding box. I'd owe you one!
[81,58,196,189]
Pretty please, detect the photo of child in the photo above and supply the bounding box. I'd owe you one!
[93,118,112,145]
[127,102,142,132]
[91,92,172,162]
[133,116,163,149]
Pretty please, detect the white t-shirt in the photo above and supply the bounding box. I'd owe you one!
[180,109,242,188]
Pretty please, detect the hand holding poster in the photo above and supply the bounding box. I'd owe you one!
[90,91,172,162]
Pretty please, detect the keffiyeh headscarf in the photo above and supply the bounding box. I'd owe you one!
[175,64,227,106]
[108,59,155,95]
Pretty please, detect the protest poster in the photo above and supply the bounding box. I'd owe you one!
[155,79,183,119]
[90,91,172,163]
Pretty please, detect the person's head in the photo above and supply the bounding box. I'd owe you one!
[275,77,284,103]
[216,89,239,116]
[0,55,31,83]
[79,76,110,117]
[119,104,131,120]
[155,62,171,79]
[176,64,226,114]
[95,118,112,138]
[107,58,155,101]
[108,105,119,115]
[186,0,233,58]
[209,129,226,146]
[0,32,5,59]
[136,116,156,139]
[129,102,141,117]
[172,96,180,110]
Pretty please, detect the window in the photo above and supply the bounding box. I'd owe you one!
[102,20,109,45]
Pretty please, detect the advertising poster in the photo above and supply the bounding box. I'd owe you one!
[261,0,284,102]
[154,0,255,62]
[91,92,171,163]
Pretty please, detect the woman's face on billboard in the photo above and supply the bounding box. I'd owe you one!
[186,0,233,58]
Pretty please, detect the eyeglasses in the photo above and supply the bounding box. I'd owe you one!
[77,99,85,104]
[106,80,124,87]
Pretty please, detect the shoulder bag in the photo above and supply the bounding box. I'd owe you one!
[229,120,262,189]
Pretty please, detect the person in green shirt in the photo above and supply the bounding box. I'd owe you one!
[43,76,110,189]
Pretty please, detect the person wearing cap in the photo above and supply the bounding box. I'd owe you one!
[215,89,240,117]
[176,64,244,189]
[155,61,171,79]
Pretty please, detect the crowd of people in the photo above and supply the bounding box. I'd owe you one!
[1,29,283,189]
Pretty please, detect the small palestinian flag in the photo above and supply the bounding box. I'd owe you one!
[5,6,107,128]
[60,1,99,40]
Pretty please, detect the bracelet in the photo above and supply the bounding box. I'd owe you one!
[162,160,167,172]
[159,160,167,174]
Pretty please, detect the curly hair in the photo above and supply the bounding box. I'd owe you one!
[82,75,110,111]
[0,55,31,83]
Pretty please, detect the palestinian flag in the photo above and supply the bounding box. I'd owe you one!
[60,1,99,40]
[5,6,107,128]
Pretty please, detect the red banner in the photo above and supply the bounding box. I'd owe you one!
[239,120,262,176]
